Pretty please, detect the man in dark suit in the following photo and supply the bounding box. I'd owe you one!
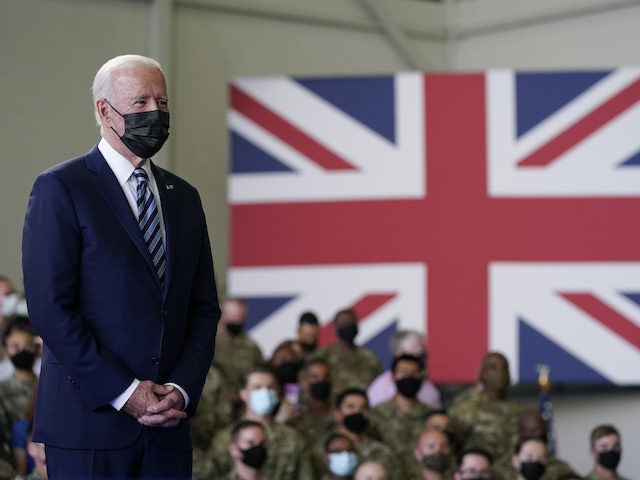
[22,54,221,479]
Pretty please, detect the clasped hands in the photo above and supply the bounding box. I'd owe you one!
[123,380,186,427]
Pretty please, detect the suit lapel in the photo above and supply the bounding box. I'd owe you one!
[152,163,176,299]
[86,146,161,290]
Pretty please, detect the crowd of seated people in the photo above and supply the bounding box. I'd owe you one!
[0,284,632,480]
[188,296,631,480]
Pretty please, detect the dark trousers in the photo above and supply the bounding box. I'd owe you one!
[44,428,192,479]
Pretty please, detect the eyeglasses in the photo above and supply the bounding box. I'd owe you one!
[458,468,491,479]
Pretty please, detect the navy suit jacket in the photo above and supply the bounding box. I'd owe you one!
[22,145,220,450]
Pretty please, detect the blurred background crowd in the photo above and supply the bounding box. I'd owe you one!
[0,280,628,480]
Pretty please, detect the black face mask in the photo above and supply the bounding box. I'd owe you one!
[337,324,358,344]
[274,362,301,386]
[395,376,422,398]
[226,323,244,336]
[106,100,169,159]
[299,341,317,353]
[343,412,369,433]
[519,461,546,480]
[309,380,331,401]
[10,350,36,371]
[421,452,450,473]
[240,443,267,469]
[598,450,621,471]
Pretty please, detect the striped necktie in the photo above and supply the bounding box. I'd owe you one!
[134,168,166,286]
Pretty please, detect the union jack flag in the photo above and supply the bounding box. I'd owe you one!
[228,69,640,384]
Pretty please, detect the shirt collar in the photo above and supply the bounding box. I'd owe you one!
[98,138,150,186]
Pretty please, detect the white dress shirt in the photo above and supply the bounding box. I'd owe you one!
[98,138,189,411]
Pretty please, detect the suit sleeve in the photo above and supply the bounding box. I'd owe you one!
[164,187,220,416]
[22,171,135,410]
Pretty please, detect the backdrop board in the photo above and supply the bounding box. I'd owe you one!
[227,69,640,385]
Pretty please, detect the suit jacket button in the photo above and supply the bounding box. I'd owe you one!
[152,356,160,365]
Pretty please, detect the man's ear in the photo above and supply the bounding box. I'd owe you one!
[229,441,240,460]
[332,408,342,425]
[96,98,116,128]
[414,445,422,462]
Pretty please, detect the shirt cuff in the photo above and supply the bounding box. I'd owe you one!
[111,378,140,411]
[165,383,190,410]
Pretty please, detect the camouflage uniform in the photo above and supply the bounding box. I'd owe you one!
[0,411,9,466]
[191,362,235,450]
[493,455,576,480]
[0,375,36,441]
[370,399,435,479]
[493,426,577,480]
[207,418,313,480]
[448,386,523,469]
[0,458,13,480]
[288,409,334,439]
[358,435,401,480]
[584,470,631,480]
[192,445,214,480]
[287,408,334,478]
[221,472,264,480]
[215,332,263,392]
[315,344,382,394]
[405,460,455,480]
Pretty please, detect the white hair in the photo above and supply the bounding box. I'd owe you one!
[91,54,164,126]
[389,329,425,354]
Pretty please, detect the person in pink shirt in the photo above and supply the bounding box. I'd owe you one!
[367,330,441,407]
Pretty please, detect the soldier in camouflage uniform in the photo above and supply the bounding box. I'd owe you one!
[284,359,335,477]
[370,354,436,479]
[214,297,264,396]
[320,432,359,480]
[512,436,548,480]
[206,366,313,480]
[314,309,382,394]
[412,427,455,480]
[0,317,38,441]
[221,420,268,480]
[449,352,524,470]
[312,388,399,480]
[452,447,493,480]
[584,424,630,480]
[268,340,304,393]
[295,311,322,361]
[191,361,235,451]
[493,409,576,480]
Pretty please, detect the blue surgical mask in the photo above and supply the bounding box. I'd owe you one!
[249,387,279,417]
[328,450,358,476]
